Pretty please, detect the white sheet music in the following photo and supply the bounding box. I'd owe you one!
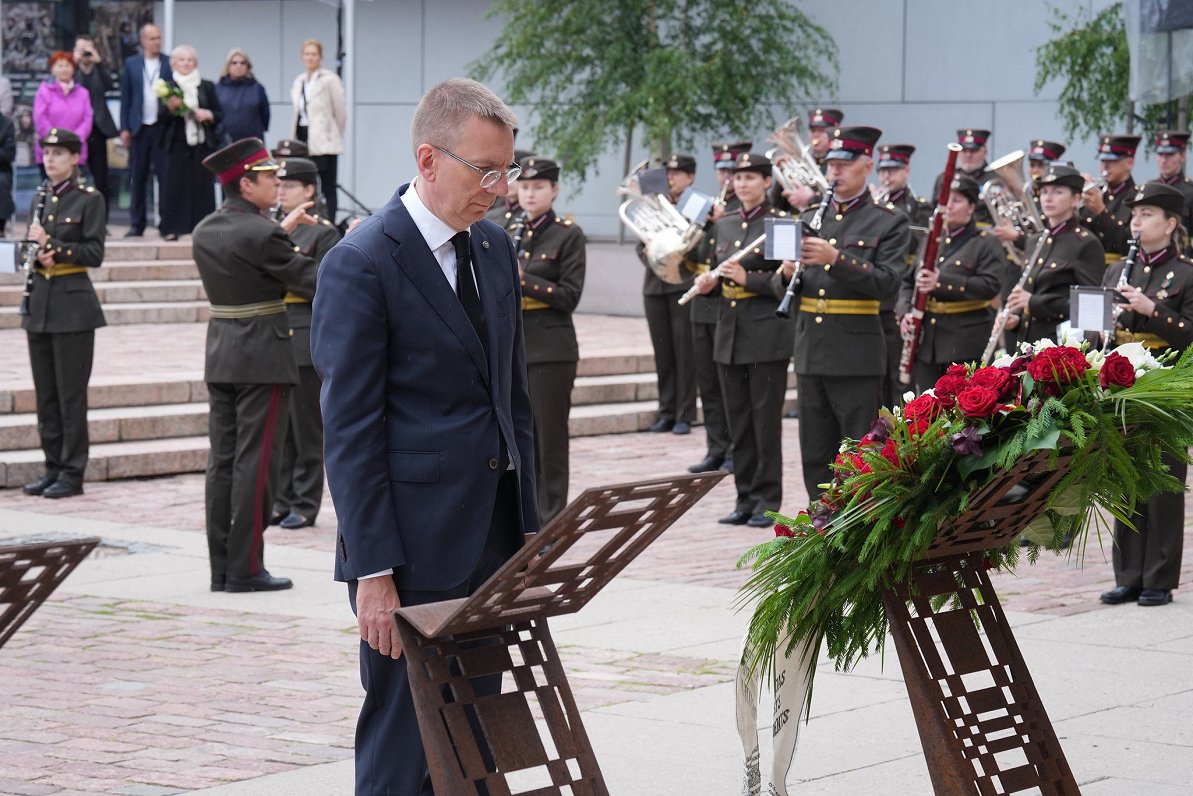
[0,240,17,274]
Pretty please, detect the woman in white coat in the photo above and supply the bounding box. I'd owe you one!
[290,39,346,219]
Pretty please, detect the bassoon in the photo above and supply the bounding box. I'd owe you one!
[897,144,962,384]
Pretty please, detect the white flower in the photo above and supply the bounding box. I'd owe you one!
[1085,349,1106,370]
[902,390,916,403]
[1111,342,1163,374]
[992,352,1016,367]
[1057,328,1086,347]
[1032,338,1057,353]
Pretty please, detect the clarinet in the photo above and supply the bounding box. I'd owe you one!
[1105,235,1141,350]
[510,210,529,256]
[775,181,835,319]
[18,183,49,317]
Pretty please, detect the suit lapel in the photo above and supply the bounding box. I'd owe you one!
[382,189,490,387]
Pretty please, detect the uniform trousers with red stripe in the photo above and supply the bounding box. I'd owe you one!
[205,382,290,580]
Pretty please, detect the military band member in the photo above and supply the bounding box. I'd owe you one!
[933,129,995,226]
[514,156,586,524]
[638,153,698,434]
[693,152,793,526]
[1099,181,1193,607]
[772,107,840,214]
[689,140,749,473]
[1080,134,1140,260]
[20,129,106,499]
[195,138,317,592]
[1152,130,1193,252]
[774,126,909,501]
[895,174,1004,391]
[268,156,341,530]
[485,148,534,226]
[1027,139,1065,186]
[1004,164,1104,345]
[875,143,930,406]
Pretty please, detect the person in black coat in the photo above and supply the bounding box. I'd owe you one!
[73,34,118,214]
[157,45,222,239]
[214,48,270,143]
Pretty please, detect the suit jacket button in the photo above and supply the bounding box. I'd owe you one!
[488,458,498,470]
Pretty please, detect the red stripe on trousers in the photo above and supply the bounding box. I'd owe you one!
[250,385,284,576]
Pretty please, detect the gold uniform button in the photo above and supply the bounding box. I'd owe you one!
[814,316,823,323]
[929,318,936,325]
[47,215,54,221]
[835,214,843,221]
[288,329,294,336]
[741,222,748,229]
[734,240,741,247]
[828,238,837,245]
[51,196,59,203]
[729,300,737,308]
[818,288,826,296]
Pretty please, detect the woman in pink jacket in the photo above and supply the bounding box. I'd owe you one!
[33,51,93,170]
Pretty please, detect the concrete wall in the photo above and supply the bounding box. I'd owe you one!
[160,0,1133,239]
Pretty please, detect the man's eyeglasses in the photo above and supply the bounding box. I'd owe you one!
[432,145,521,189]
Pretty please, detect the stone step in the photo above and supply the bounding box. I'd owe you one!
[0,435,209,488]
[104,240,193,261]
[0,260,199,287]
[0,279,207,307]
[0,402,208,452]
[0,301,210,328]
[0,375,206,415]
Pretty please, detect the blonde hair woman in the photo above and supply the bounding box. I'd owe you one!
[289,39,346,219]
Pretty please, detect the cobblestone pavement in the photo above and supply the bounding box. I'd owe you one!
[1,312,1191,794]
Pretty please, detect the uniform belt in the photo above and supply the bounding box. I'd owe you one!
[35,264,88,279]
[283,292,311,304]
[799,298,880,315]
[208,299,288,319]
[1114,330,1169,350]
[924,298,993,315]
[1104,252,1120,266]
[522,297,551,311]
[693,263,712,274]
[721,284,758,301]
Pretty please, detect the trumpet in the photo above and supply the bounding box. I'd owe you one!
[678,233,767,306]
[765,116,829,195]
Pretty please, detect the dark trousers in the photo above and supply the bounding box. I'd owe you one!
[1114,452,1187,591]
[129,123,167,233]
[797,373,882,501]
[350,472,521,796]
[880,310,903,410]
[205,382,290,580]
[27,330,94,484]
[720,360,788,515]
[643,293,696,424]
[693,320,730,461]
[311,154,338,221]
[159,146,216,236]
[528,361,577,525]
[86,131,111,220]
[275,365,324,520]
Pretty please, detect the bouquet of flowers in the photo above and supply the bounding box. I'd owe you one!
[153,78,188,117]
[737,338,1193,697]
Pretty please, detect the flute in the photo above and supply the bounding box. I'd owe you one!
[677,233,767,306]
[980,231,1051,365]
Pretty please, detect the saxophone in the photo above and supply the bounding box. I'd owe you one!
[18,183,49,317]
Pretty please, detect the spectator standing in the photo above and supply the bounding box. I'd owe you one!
[215,48,269,145]
[289,39,345,220]
[0,112,15,235]
[0,75,13,118]
[119,24,171,237]
[33,52,93,174]
[156,45,222,240]
[73,34,118,214]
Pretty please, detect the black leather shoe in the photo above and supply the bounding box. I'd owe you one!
[225,571,293,592]
[648,418,674,433]
[162,233,179,241]
[1100,586,1142,605]
[718,510,751,525]
[42,480,83,499]
[211,575,226,592]
[279,512,315,529]
[688,455,724,473]
[22,473,58,496]
[269,510,287,526]
[1137,589,1173,606]
[124,228,144,238]
[784,407,799,419]
[746,513,772,528]
[672,421,692,435]
[721,459,735,474]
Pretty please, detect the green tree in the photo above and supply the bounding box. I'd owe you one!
[471,0,839,180]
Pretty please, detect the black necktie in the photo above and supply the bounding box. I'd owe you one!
[452,231,488,363]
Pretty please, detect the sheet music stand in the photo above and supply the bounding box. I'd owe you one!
[883,451,1080,795]
[394,471,726,796]
[0,537,100,650]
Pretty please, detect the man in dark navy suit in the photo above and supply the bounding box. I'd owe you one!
[118,24,171,237]
[311,78,539,795]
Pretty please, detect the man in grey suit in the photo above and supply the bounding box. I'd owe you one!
[311,78,539,795]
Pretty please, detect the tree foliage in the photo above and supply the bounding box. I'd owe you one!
[1035,3,1132,141]
[472,0,839,180]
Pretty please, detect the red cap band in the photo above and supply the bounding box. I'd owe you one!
[216,147,271,187]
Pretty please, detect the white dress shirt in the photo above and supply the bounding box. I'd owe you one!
[141,55,161,126]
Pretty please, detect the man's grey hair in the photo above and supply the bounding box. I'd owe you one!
[410,78,518,157]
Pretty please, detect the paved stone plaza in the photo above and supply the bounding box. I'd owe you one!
[1,313,1192,795]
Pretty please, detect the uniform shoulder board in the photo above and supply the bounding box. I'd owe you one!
[1075,227,1089,237]
[85,186,95,192]
[875,201,897,215]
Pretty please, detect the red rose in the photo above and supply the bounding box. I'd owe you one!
[956,386,1001,417]
[933,374,969,408]
[969,366,1012,398]
[946,363,969,377]
[908,418,931,437]
[774,524,794,538]
[1099,352,1136,389]
[879,438,900,466]
[1026,346,1089,390]
[834,451,871,475]
[903,393,942,422]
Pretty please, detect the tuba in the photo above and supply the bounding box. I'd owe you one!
[980,150,1045,266]
[617,160,704,284]
[765,116,829,194]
